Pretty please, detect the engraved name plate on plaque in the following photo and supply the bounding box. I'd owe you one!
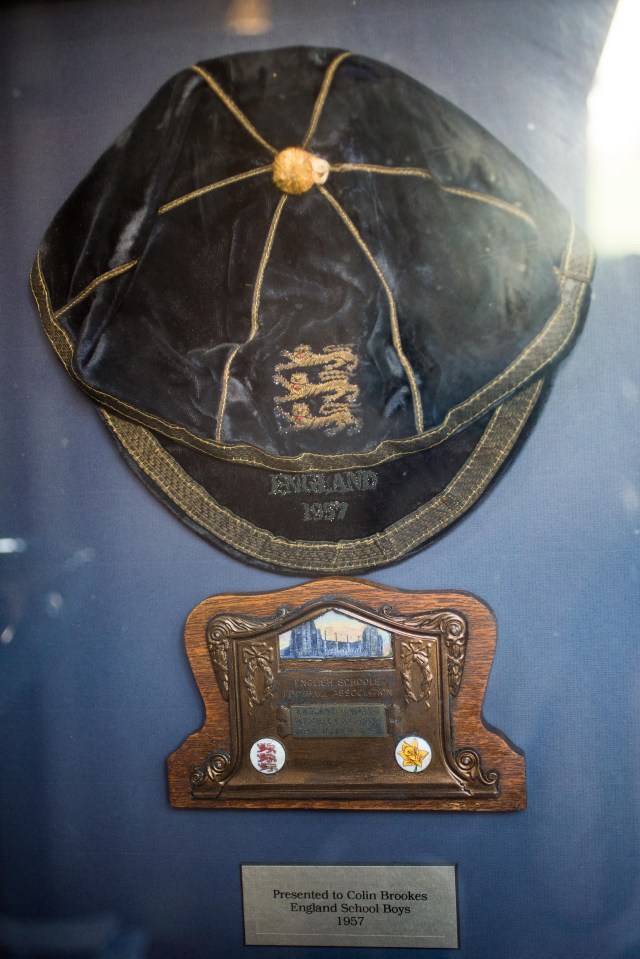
[167,579,525,811]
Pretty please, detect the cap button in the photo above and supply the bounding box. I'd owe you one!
[272,147,330,195]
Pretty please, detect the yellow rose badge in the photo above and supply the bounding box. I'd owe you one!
[395,736,432,773]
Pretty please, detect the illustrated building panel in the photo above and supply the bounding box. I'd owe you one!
[279,609,391,659]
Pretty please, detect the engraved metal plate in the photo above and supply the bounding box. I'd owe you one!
[168,579,526,810]
[290,703,388,738]
[241,864,458,949]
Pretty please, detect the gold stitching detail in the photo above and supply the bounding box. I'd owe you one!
[158,165,272,215]
[215,194,288,441]
[33,250,233,441]
[392,381,543,554]
[395,221,592,446]
[274,344,362,435]
[32,55,594,475]
[319,185,424,433]
[301,51,352,148]
[99,380,541,572]
[53,259,138,320]
[252,195,288,335]
[31,220,593,472]
[331,163,537,230]
[31,253,74,365]
[191,64,277,156]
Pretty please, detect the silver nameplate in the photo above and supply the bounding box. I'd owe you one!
[242,864,458,949]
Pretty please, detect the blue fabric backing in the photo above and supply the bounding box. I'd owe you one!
[2,2,637,958]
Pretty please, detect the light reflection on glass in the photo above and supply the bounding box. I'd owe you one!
[587,0,640,256]
[0,537,27,554]
[224,0,272,35]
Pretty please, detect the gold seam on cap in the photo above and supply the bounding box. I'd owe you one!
[331,163,537,230]
[34,252,79,363]
[251,194,288,335]
[318,185,424,434]
[158,165,272,215]
[52,259,138,320]
[215,194,288,441]
[392,381,543,547]
[31,254,74,368]
[31,55,594,480]
[369,220,590,450]
[99,380,540,572]
[33,250,229,440]
[301,51,352,148]
[32,211,591,471]
[380,380,542,558]
[32,253,212,449]
[435,221,577,422]
[261,217,587,469]
[197,224,588,470]
[191,64,277,156]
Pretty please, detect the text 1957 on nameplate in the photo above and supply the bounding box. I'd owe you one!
[242,865,458,949]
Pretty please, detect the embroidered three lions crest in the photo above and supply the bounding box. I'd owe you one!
[274,344,362,435]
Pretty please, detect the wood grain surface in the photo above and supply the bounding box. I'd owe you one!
[167,578,525,811]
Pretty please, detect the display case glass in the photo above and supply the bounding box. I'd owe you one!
[1,2,637,957]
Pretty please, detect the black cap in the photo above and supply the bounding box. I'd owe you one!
[31,47,594,574]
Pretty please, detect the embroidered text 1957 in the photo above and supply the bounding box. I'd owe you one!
[268,469,378,524]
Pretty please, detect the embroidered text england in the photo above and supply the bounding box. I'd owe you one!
[269,471,378,496]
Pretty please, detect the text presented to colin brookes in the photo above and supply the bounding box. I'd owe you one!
[273,884,427,916]
[242,864,458,949]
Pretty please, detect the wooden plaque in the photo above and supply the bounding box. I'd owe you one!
[167,579,525,811]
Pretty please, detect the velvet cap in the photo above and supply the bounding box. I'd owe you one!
[31,47,594,574]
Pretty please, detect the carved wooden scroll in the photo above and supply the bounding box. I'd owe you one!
[167,579,525,811]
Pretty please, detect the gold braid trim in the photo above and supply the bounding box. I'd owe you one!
[191,64,277,156]
[319,185,424,433]
[30,222,593,472]
[159,166,272,215]
[100,380,542,573]
[53,259,138,320]
[301,51,352,148]
[215,194,288,441]
[331,163,537,230]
